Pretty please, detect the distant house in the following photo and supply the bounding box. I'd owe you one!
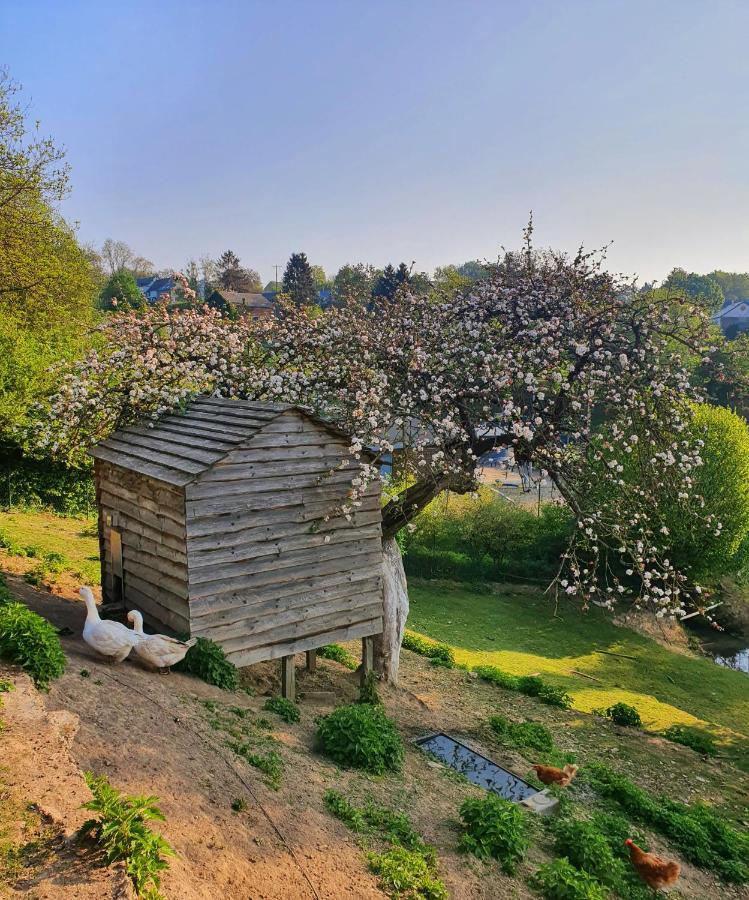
[136,275,175,304]
[207,289,278,319]
[713,299,749,338]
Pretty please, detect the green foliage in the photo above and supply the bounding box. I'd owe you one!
[316,703,404,774]
[0,449,95,516]
[603,702,642,728]
[282,252,317,306]
[586,763,749,882]
[709,270,749,304]
[263,695,300,723]
[367,847,447,899]
[401,631,455,667]
[98,270,145,311]
[530,858,608,900]
[228,742,283,789]
[173,637,237,690]
[358,671,383,705]
[80,772,174,899]
[231,797,247,813]
[663,268,724,312]
[458,794,530,873]
[489,715,554,753]
[317,643,359,670]
[0,599,66,689]
[324,789,367,831]
[662,724,717,756]
[324,790,425,850]
[402,491,573,584]
[474,664,572,708]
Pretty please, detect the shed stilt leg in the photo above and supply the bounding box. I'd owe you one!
[305,649,317,672]
[360,636,374,687]
[281,655,296,701]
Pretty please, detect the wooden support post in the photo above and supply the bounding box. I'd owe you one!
[281,655,296,701]
[305,649,317,672]
[360,636,374,686]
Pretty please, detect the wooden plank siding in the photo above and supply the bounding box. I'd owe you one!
[184,408,383,663]
[92,399,383,666]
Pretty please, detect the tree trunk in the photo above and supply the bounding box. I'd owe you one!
[374,537,409,684]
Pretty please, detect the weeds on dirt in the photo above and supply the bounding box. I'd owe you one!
[489,715,576,768]
[474,665,572,709]
[0,530,80,584]
[530,857,609,900]
[174,637,238,690]
[0,598,66,689]
[586,762,749,883]
[401,631,455,668]
[79,772,174,900]
[317,643,359,670]
[662,724,717,757]
[323,790,446,899]
[231,798,247,813]
[316,703,404,774]
[228,742,283,789]
[263,695,300,723]
[459,793,531,873]
[358,671,382,705]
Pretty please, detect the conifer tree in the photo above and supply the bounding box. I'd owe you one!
[282,252,317,306]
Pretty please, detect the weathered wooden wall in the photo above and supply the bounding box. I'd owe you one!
[184,409,383,666]
[96,459,190,633]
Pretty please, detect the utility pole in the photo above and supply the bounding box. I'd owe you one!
[274,265,281,292]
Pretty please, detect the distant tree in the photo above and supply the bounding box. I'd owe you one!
[282,252,316,306]
[100,239,154,277]
[664,268,724,311]
[130,256,155,278]
[708,271,749,304]
[332,263,378,305]
[456,259,490,281]
[216,249,261,292]
[263,280,278,293]
[199,255,218,298]
[372,264,399,302]
[395,262,411,286]
[98,271,145,311]
[310,265,329,290]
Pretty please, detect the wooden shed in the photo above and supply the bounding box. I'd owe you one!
[91,396,383,673]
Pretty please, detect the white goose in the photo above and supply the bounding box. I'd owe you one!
[80,586,142,662]
[127,610,196,672]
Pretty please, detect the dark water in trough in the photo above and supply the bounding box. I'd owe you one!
[414,733,538,802]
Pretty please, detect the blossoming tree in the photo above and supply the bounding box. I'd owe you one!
[36,246,717,681]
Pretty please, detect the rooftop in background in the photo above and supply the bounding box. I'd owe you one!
[136,275,175,303]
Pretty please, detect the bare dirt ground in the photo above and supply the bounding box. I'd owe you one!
[1,574,747,900]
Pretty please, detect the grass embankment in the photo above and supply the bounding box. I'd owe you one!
[408,580,749,768]
[0,510,100,585]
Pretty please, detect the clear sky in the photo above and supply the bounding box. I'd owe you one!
[1,0,748,284]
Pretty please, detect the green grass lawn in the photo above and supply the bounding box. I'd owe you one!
[0,509,100,584]
[407,579,749,760]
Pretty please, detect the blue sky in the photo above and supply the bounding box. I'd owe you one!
[1,0,748,283]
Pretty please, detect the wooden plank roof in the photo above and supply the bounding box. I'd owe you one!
[90,397,350,487]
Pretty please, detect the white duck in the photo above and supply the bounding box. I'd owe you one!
[127,610,196,672]
[80,586,142,662]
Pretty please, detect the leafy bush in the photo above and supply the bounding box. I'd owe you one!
[602,702,642,728]
[663,724,717,756]
[263,695,300,723]
[0,600,66,689]
[316,703,404,774]
[586,763,749,883]
[474,665,571,708]
[228,741,283,788]
[459,794,530,873]
[402,490,574,584]
[173,637,237,690]
[80,772,174,899]
[317,643,359,670]
[0,448,95,516]
[530,858,608,900]
[368,847,447,900]
[401,631,455,667]
[489,716,554,753]
[324,789,367,832]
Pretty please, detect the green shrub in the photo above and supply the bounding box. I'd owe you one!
[368,847,447,900]
[80,772,174,899]
[459,794,530,873]
[663,724,717,756]
[474,664,520,690]
[316,703,403,774]
[530,858,608,900]
[0,600,66,689]
[317,643,359,670]
[489,716,555,753]
[535,683,572,709]
[173,637,237,690]
[0,448,95,517]
[228,741,283,789]
[263,695,300,723]
[323,789,367,832]
[474,665,571,708]
[401,631,455,667]
[586,763,749,883]
[603,702,642,728]
[324,790,425,850]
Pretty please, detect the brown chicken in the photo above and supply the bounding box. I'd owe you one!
[529,763,578,787]
[625,839,681,890]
